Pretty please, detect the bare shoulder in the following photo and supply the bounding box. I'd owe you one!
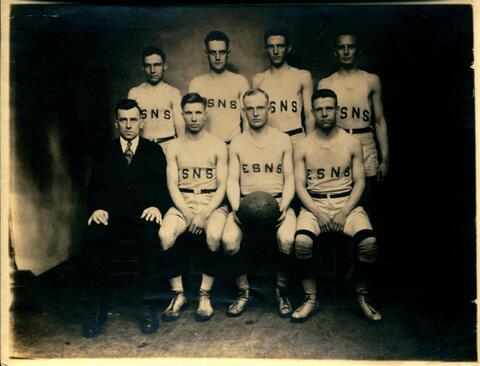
[229,133,244,153]
[252,71,266,86]
[271,128,291,147]
[341,130,362,151]
[167,138,181,157]
[365,71,381,90]
[297,67,312,81]
[294,134,308,154]
[209,134,228,151]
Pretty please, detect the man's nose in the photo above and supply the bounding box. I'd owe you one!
[343,46,350,55]
[126,121,132,128]
[215,52,221,61]
[273,46,279,55]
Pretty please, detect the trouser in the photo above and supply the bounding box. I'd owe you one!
[79,211,162,305]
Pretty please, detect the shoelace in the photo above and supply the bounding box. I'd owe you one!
[231,291,249,310]
[168,292,183,310]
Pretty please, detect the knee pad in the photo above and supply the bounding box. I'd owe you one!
[294,230,316,259]
[354,230,377,263]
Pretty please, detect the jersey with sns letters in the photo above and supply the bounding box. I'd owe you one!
[128,81,182,140]
[304,130,355,195]
[189,71,249,142]
[174,133,222,192]
[234,127,287,196]
[318,70,372,129]
[254,67,306,133]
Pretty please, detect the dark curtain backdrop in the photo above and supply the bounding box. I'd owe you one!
[10,5,474,299]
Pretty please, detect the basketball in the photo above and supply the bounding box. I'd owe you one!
[237,191,281,228]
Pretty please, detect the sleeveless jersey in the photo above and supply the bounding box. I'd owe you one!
[318,70,372,129]
[304,130,354,194]
[235,128,286,196]
[255,67,304,133]
[128,81,181,139]
[175,134,219,191]
[189,71,249,143]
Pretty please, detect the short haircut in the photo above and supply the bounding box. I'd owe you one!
[204,30,230,49]
[115,99,141,119]
[312,89,338,106]
[335,32,360,46]
[181,92,207,109]
[142,46,166,64]
[264,26,290,46]
[242,88,270,105]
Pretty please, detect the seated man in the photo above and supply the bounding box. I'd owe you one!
[293,89,381,322]
[159,93,228,322]
[222,88,296,318]
[80,99,170,338]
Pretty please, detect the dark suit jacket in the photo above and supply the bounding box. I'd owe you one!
[87,137,171,217]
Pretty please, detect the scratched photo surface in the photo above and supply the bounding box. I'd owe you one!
[7,3,476,362]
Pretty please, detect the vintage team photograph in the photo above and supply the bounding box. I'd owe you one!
[2,2,476,364]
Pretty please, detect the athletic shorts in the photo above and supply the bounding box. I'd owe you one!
[296,195,372,238]
[346,131,378,177]
[165,192,229,225]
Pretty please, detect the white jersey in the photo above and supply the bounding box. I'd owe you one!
[171,133,224,192]
[128,81,182,140]
[254,66,307,133]
[189,71,249,143]
[233,127,288,196]
[318,70,372,129]
[303,130,355,194]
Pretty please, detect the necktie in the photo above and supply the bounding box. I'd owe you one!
[124,141,133,165]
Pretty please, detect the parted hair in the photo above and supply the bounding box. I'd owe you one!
[311,89,338,106]
[181,92,207,109]
[263,26,290,46]
[115,99,142,119]
[242,88,270,104]
[204,30,230,49]
[142,46,166,64]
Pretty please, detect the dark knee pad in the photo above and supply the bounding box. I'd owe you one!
[353,229,377,263]
[294,230,317,259]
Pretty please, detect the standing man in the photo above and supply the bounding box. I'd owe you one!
[80,99,171,338]
[189,31,250,144]
[159,93,228,322]
[318,32,389,216]
[293,89,381,322]
[222,88,296,318]
[128,47,185,152]
[252,26,315,145]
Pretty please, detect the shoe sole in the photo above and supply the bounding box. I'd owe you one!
[353,304,383,323]
[195,313,213,322]
[279,311,293,319]
[290,307,320,323]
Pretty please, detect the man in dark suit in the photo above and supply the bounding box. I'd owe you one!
[80,99,171,338]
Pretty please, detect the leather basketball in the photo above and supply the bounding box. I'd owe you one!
[237,191,281,228]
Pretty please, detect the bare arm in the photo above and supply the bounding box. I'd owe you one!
[294,141,320,215]
[172,90,185,137]
[239,76,250,132]
[281,137,295,210]
[330,139,365,232]
[166,142,190,220]
[200,142,228,215]
[226,142,241,212]
[189,141,228,234]
[370,74,389,181]
[301,70,315,134]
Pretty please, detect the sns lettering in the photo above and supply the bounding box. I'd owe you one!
[141,108,172,120]
[181,168,214,179]
[241,163,283,174]
[306,166,351,180]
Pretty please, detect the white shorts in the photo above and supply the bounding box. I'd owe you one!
[165,192,229,226]
[296,195,372,237]
[347,131,378,177]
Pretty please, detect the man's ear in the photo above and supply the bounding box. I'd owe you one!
[163,62,168,71]
[287,45,292,54]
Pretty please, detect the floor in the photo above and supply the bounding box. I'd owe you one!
[8,264,477,362]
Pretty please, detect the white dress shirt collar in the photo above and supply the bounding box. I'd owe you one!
[120,135,139,154]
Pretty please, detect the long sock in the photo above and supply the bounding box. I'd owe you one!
[301,278,317,301]
[200,273,215,292]
[235,274,249,291]
[169,275,184,293]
